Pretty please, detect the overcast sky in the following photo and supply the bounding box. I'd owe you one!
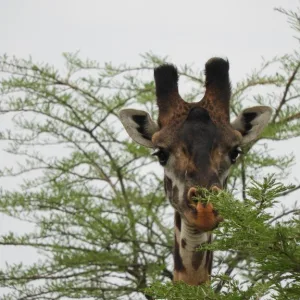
[0,0,300,297]
[1,1,299,78]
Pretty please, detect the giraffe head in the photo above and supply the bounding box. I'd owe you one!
[119,58,272,232]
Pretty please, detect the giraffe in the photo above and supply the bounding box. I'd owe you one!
[119,58,272,285]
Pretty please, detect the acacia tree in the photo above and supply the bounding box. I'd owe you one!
[0,7,300,300]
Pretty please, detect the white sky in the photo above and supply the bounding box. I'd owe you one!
[0,0,299,78]
[0,0,300,298]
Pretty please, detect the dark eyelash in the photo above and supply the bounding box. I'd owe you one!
[229,146,242,163]
[152,148,169,166]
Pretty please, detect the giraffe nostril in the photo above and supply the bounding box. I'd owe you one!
[211,185,222,193]
[187,187,198,202]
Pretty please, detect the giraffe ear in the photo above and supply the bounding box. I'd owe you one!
[231,106,272,145]
[119,109,159,148]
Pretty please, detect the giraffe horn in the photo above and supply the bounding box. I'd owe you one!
[154,64,186,127]
[198,57,231,123]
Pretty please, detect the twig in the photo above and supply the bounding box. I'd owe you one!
[272,62,300,122]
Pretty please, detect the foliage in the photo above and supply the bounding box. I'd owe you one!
[146,177,300,299]
[0,7,300,300]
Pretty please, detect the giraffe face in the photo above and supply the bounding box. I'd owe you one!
[119,59,272,230]
[151,106,242,212]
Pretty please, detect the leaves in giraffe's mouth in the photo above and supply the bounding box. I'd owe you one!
[189,187,222,205]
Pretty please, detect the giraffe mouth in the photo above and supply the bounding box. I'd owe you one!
[182,185,223,227]
[183,187,224,231]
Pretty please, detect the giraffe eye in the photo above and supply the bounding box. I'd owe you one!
[152,148,169,166]
[229,146,242,164]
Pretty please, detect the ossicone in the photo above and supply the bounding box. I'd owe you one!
[205,57,230,87]
[154,64,179,97]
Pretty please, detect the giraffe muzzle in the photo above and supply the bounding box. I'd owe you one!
[185,186,224,231]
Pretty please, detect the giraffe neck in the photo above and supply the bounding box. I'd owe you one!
[173,211,213,285]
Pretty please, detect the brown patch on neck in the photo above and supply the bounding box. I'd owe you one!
[205,234,213,274]
[191,245,205,270]
[174,234,185,272]
[205,250,213,275]
[175,211,181,231]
